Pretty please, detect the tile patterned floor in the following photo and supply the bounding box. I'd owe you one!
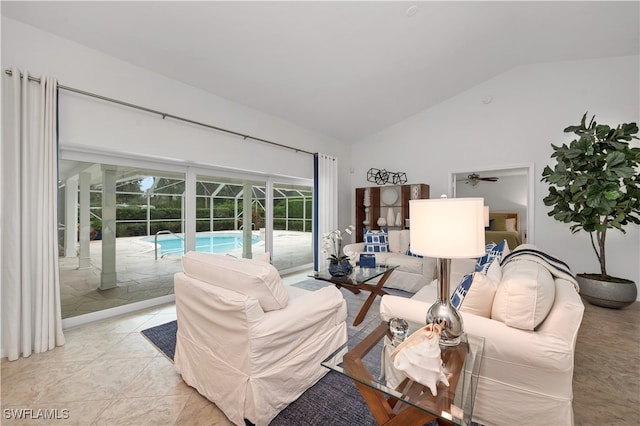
[2,284,639,425]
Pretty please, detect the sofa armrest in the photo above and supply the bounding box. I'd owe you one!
[343,242,365,264]
[380,295,428,324]
[343,242,365,255]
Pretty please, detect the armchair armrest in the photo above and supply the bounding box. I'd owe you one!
[250,286,347,355]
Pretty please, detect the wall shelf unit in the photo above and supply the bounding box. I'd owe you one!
[355,183,429,242]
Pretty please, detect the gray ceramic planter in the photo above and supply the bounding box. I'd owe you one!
[576,274,638,309]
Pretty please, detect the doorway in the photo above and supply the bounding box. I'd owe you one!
[449,164,534,244]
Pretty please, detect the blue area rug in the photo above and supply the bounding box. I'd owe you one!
[140,279,438,425]
[141,318,381,425]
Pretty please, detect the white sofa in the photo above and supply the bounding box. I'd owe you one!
[343,229,437,293]
[174,251,348,426]
[380,244,585,426]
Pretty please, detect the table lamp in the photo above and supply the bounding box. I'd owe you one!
[409,197,485,346]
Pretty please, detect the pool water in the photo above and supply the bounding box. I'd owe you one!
[147,233,260,255]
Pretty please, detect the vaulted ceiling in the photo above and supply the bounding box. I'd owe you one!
[3,1,639,142]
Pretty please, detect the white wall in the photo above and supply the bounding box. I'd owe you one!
[1,17,353,228]
[351,55,640,297]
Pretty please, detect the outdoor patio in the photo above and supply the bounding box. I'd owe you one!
[60,231,313,318]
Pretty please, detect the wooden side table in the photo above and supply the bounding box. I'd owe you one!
[323,321,484,426]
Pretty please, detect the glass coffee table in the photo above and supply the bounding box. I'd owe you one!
[311,265,398,326]
[322,319,484,425]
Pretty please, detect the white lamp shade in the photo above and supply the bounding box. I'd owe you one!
[409,198,486,258]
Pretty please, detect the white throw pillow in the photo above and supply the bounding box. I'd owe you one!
[459,273,499,318]
[491,259,555,330]
[182,251,288,312]
[387,230,401,253]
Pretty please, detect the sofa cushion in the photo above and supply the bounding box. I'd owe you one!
[458,273,499,317]
[387,229,401,253]
[182,251,288,312]
[383,253,423,275]
[364,228,389,252]
[491,258,555,330]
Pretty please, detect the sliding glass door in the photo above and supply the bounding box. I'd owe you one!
[59,154,314,320]
[58,159,185,319]
[194,175,266,259]
[271,182,313,271]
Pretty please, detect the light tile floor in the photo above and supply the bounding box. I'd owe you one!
[2,281,638,425]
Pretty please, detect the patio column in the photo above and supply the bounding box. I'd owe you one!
[100,165,117,290]
[78,172,91,269]
[64,176,78,258]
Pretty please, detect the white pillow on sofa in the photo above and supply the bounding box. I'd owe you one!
[491,258,555,330]
[182,251,288,312]
[459,273,499,318]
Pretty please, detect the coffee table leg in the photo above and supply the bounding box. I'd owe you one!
[352,269,393,326]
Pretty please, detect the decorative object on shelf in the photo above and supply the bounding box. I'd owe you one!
[381,188,398,206]
[366,168,408,185]
[391,172,408,185]
[389,322,449,396]
[322,225,356,277]
[363,188,371,206]
[411,184,421,200]
[367,168,389,185]
[363,207,370,226]
[541,112,639,309]
[386,207,395,228]
[377,217,387,227]
[395,212,403,227]
[409,197,485,346]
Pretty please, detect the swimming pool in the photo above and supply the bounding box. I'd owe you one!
[146,233,260,255]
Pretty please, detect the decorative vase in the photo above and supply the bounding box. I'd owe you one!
[387,208,395,228]
[363,188,371,207]
[377,217,387,227]
[329,260,353,277]
[395,212,402,227]
[576,274,637,309]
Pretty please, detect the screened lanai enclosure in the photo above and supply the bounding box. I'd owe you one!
[58,158,313,319]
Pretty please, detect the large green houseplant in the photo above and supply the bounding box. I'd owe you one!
[541,113,640,308]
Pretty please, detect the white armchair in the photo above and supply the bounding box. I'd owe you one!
[174,251,348,426]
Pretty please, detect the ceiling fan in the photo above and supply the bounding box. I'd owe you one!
[466,173,499,186]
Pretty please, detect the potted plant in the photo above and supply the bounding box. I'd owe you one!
[322,225,355,276]
[541,112,640,308]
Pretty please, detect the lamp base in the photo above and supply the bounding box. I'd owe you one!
[426,299,464,346]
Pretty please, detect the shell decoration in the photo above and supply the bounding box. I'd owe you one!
[389,323,449,396]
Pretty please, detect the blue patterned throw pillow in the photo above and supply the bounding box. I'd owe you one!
[363,228,389,252]
[475,239,508,275]
[405,244,423,258]
[451,273,474,309]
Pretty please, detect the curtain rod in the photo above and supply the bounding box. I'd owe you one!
[4,69,315,156]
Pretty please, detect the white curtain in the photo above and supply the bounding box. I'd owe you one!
[316,153,338,272]
[2,68,65,361]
